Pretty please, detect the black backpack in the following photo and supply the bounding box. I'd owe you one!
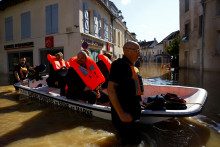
[164,93,187,110]
[142,93,187,110]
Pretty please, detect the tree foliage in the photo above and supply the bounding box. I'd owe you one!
[167,35,180,56]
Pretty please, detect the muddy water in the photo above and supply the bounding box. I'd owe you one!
[0,63,220,147]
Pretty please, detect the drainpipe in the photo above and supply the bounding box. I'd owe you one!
[201,0,206,71]
[200,0,206,87]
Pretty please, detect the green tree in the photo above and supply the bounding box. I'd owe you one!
[167,35,180,56]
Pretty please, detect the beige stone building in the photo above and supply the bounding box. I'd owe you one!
[0,0,136,74]
[139,38,158,62]
[179,0,220,72]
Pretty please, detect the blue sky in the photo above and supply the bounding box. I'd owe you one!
[111,0,179,42]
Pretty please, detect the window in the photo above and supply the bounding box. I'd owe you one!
[88,49,99,62]
[199,15,203,37]
[197,49,200,65]
[88,11,91,34]
[216,0,220,16]
[83,3,89,34]
[103,19,108,41]
[93,10,98,37]
[218,32,220,54]
[110,25,113,42]
[5,17,13,41]
[21,12,31,39]
[46,3,58,35]
[185,0,189,12]
[118,31,120,47]
[98,15,102,38]
[185,22,190,39]
[113,29,116,43]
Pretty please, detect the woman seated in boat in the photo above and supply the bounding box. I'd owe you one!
[96,53,112,89]
[66,51,109,104]
[46,52,69,96]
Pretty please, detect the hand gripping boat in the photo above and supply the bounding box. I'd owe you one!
[14,75,207,124]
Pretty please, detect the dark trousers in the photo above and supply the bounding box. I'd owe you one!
[113,120,142,145]
[46,69,67,96]
[112,77,142,145]
[71,90,109,104]
[67,87,109,104]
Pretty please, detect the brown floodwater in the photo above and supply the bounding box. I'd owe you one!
[0,62,220,147]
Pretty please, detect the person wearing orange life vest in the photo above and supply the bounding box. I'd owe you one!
[46,52,68,96]
[96,53,112,89]
[107,41,144,145]
[66,51,109,104]
[13,56,35,90]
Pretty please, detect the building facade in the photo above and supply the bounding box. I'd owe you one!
[139,38,158,62]
[0,0,136,74]
[179,0,220,72]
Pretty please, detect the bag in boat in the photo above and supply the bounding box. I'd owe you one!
[142,93,187,110]
[142,94,166,110]
[164,93,187,110]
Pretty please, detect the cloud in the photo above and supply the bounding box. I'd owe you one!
[121,0,131,5]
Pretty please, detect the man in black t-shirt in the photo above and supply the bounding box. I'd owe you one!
[13,57,33,90]
[108,41,144,145]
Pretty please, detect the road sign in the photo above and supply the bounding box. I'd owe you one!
[82,42,88,49]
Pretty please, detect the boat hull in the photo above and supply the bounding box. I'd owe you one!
[15,76,207,124]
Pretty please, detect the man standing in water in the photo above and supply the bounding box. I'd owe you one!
[107,41,144,145]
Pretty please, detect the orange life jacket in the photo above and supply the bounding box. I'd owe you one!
[129,64,144,96]
[97,54,112,72]
[69,56,105,91]
[47,54,67,71]
[65,61,70,69]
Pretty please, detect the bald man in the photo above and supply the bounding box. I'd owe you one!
[107,41,144,145]
[66,51,109,104]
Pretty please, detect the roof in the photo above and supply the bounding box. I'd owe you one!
[138,40,155,48]
[163,30,180,41]
[0,0,27,10]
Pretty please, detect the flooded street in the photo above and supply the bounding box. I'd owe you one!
[0,63,220,147]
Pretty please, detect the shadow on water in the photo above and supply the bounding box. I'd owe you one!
[0,90,117,146]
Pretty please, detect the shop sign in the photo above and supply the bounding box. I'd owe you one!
[4,42,34,50]
[82,37,103,48]
[45,36,54,48]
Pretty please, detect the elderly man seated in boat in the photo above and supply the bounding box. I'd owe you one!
[65,51,109,104]
[46,52,69,96]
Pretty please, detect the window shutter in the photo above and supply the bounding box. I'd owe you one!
[46,5,52,35]
[83,3,89,34]
[104,19,108,41]
[110,25,112,42]
[98,15,102,38]
[5,17,13,41]
[93,10,98,37]
[52,3,58,34]
[21,12,31,39]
